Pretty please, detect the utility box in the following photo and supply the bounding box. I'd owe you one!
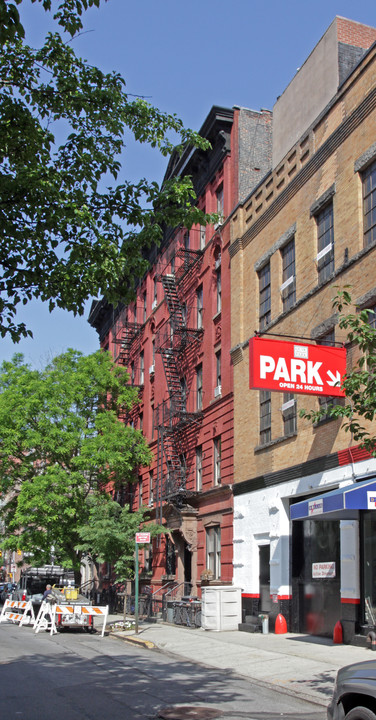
[201,586,242,631]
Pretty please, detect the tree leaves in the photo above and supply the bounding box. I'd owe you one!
[300,288,376,454]
[0,1,212,340]
[0,349,153,571]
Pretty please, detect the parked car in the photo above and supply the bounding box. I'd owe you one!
[328,660,376,719]
[0,582,17,604]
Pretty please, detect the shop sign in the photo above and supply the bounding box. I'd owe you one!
[309,498,323,516]
[135,532,151,544]
[312,562,336,578]
[249,337,346,396]
[367,492,376,509]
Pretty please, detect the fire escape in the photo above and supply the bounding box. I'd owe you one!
[155,247,204,517]
[112,305,144,419]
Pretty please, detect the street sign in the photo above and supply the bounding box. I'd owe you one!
[135,532,151,544]
[249,337,346,396]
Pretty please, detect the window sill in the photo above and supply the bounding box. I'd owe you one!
[255,431,297,453]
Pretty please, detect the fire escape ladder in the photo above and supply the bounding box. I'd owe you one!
[159,348,185,417]
[161,274,185,332]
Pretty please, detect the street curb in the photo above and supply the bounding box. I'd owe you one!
[109,630,155,649]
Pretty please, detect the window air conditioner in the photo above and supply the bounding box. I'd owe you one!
[149,364,155,375]
[214,385,222,398]
[215,257,221,269]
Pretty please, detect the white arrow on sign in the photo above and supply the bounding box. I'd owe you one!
[327,370,341,387]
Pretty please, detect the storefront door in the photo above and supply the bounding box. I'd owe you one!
[292,519,341,636]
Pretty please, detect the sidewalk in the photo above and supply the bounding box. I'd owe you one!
[106,614,374,707]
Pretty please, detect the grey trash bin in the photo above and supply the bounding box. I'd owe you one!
[259,614,269,634]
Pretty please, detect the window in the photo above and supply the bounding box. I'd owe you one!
[215,350,221,392]
[281,239,296,312]
[153,276,157,307]
[200,225,206,249]
[316,203,334,283]
[196,364,203,411]
[206,526,221,579]
[197,285,203,329]
[282,392,297,435]
[138,477,143,507]
[363,160,376,247]
[170,255,175,275]
[259,263,271,330]
[216,184,224,219]
[140,352,144,385]
[131,362,135,384]
[181,301,187,326]
[180,376,187,412]
[216,267,221,314]
[149,471,154,506]
[184,230,190,249]
[196,446,203,491]
[139,411,143,432]
[214,436,221,485]
[317,330,338,419]
[143,291,147,323]
[260,390,271,444]
[367,304,376,329]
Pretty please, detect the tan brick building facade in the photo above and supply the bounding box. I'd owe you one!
[228,18,376,642]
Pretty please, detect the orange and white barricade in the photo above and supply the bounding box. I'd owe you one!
[34,602,109,637]
[0,599,35,626]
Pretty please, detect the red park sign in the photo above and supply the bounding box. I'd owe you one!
[249,337,346,397]
[135,532,151,544]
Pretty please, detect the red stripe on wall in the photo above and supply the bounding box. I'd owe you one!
[241,593,259,598]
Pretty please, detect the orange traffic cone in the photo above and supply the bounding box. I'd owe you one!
[333,620,343,644]
[275,613,287,634]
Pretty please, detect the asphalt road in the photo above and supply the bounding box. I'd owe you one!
[0,623,327,720]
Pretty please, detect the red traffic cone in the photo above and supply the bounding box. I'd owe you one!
[275,613,287,634]
[333,620,343,644]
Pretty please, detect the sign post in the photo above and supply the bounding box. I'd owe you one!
[134,532,151,635]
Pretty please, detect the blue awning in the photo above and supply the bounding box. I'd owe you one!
[290,478,376,521]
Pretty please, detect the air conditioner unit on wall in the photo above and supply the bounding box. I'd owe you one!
[214,385,222,398]
[149,364,155,375]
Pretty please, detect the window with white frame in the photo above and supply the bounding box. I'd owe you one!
[153,276,157,307]
[215,350,221,394]
[206,526,221,579]
[363,160,376,247]
[216,184,224,220]
[196,364,203,411]
[143,291,147,322]
[260,390,271,444]
[200,224,206,249]
[140,351,144,385]
[196,445,203,491]
[138,477,143,507]
[214,436,221,485]
[184,230,190,249]
[316,203,334,283]
[281,239,296,312]
[259,262,271,330]
[282,392,296,435]
[216,267,221,314]
[149,471,154,506]
[317,330,338,419]
[197,285,203,329]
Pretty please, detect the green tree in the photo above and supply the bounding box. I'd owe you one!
[300,289,376,454]
[0,349,153,581]
[76,496,164,582]
[0,0,212,341]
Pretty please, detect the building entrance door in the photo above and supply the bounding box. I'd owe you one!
[292,519,341,637]
[259,545,272,612]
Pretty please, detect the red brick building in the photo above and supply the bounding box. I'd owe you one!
[89,105,272,597]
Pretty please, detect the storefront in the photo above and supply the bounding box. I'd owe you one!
[290,477,376,643]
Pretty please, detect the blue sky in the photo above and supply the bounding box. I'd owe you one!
[2,0,376,368]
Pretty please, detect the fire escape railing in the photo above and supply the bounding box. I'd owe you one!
[154,247,204,514]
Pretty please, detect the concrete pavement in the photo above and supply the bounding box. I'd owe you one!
[106,615,375,708]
